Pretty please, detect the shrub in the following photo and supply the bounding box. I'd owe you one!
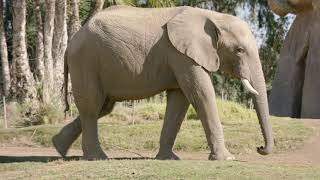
[6,99,66,128]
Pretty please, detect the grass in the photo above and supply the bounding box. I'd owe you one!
[0,99,316,179]
[1,160,320,179]
[0,99,312,154]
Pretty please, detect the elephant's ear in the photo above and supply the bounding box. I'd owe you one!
[167,8,221,72]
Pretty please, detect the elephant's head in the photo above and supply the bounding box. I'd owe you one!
[268,0,313,16]
[167,7,273,155]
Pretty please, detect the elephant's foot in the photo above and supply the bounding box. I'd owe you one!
[52,117,82,157]
[52,134,70,157]
[208,149,235,161]
[155,151,180,160]
[83,147,108,161]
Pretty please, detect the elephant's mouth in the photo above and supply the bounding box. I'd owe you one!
[241,78,259,95]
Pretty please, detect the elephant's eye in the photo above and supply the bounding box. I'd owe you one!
[236,47,245,55]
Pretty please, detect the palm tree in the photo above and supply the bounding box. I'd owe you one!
[105,0,177,7]
[11,0,37,101]
[89,0,105,16]
[53,0,68,90]
[34,0,44,82]
[43,0,56,103]
[69,0,81,39]
[0,0,10,96]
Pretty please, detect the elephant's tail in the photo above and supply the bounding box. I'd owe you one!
[64,50,70,118]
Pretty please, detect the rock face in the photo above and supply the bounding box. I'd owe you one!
[268,0,320,118]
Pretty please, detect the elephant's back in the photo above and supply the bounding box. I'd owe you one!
[77,6,184,76]
[67,6,181,100]
[86,6,187,45]
[91,6,186,27]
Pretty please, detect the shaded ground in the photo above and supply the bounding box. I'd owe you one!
[0,119,319,165]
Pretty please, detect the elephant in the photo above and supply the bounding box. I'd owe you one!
[268,0,320,118]
[268,0,314,16]
[52,5,273,160]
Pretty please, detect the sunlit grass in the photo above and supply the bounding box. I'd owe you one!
[0,99,311,155]
[1,160,320,179]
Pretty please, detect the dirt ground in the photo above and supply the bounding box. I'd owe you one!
[237,119,320,165]
[0,119,319,165]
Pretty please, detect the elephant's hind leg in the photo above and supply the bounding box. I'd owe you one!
[52,116,81,157]
[80,99,115,160]
[155,89,190,160]
[52,99,115,158]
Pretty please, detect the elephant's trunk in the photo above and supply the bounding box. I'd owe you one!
[249,59,274,155]
[268,0,295,16]
[268,0,313,16]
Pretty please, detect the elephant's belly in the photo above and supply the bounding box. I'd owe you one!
[108,88,169,101]
[107,80,179,101]
[103,69,179,101]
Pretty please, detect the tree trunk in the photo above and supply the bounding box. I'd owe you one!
[34,0,44,82]
[84,0,104,23]
[91,0,104,16]
[43,0,55,103]
[11,0,37,101]
[52,0,67,92]
[0,0,10,97]
[69,0,80,40]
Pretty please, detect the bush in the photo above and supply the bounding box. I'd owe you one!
[4,95,254,128]
[136,103,166,121]
[5,99,65,128]
[186,107,198,120]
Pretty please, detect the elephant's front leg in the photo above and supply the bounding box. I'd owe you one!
[155,89,190,160]
[171,63,235,161]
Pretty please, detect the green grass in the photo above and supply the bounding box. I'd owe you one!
[0,99,316,179]
[0,99,312,155]
[1,160,320,179]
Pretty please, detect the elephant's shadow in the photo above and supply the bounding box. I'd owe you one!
[0,155,153,163]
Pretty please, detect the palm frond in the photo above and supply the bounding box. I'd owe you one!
[116,0,138,6]
[105,0,138,7]
[146,0,176,8]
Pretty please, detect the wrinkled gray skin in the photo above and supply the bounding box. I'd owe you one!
[268,0,320,118]
[268,0,313,16]
[52,6,273,160]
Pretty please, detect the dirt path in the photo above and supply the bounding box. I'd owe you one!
[237,119,320,165]
[1,119,320,165]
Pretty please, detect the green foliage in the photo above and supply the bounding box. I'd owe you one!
[135,103,166,120]
[257,10,290,92]
[26,0,36,67]
[3,99,65,128]
[186,106,197,119]
[146,0,176,7]
[79,0,92,25]
[37,102,65,125]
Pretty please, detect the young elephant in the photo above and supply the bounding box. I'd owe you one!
[52,5,273,160]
